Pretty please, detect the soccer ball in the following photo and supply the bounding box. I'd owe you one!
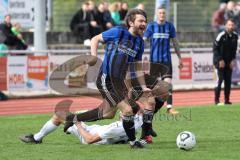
[176,131,196,151]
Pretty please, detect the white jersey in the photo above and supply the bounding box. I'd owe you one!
[67,114,143,145]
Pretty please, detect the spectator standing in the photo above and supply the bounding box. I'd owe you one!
[213,19,238,105]
[109,2,122,26]
[233,2,240,33]
[119,2,128,21]
[136,3,145,11]
[224,1,236,21]
[91,2,113,35]
[102,1,114,29]
[69,2,96,40]
[0,15,14,46]
[11,23,27,49]
[211,3,227,33]
[0,14,24,50]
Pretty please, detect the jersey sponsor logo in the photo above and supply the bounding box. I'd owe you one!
[107,40,139,58]
[117,45,138,58]
[193,62,214,73]
[153,33,169,39]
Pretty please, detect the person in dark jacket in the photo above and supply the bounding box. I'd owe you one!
[90,2,113,36]
[69,2,97,40]
[213,19,238,105]
[0,14,27,50]
[119,2,128,21]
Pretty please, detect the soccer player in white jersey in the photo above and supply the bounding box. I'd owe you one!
[19,102,143,145]
[68,113,143,145]
[19,79,170,145]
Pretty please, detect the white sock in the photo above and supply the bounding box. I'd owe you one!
[34,120,58,141]
[130,140,136,145]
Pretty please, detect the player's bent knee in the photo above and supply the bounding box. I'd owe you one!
[52,115,62,126]
[102,108,117,119]
[121,108,133,116]
[103,113,115,119]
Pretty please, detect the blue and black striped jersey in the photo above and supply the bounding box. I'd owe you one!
[144,21,176,63]
[101,26,144,78]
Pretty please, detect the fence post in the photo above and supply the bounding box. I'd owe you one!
[34,0,47,54]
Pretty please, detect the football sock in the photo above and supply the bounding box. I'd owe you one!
[76,107,103,122]
[128,99,140,114]
[141,109,154,138]
[34,120,58,141]
[167,88,173,106]
[154,97,164,113]
[129,140,137,145]
[167,95,173,106]
[122,115,136,141]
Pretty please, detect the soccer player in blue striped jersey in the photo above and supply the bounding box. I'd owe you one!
[64,9,151,149]
[143,7,183,115]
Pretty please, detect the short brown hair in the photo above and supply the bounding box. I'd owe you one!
[225,18,235,24]
[152,81,171,101]
[157,6,166,10]
[125,9,147,28]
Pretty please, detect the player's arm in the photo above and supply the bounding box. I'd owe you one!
[91,34,104,57]
[87,34,104,66]
[133,38,151,95]
[171,38,183,69]
[230,34,238,69]
[134,61,151,94]
[75,122,102,144]
[213,34,224,68]
[124,77,134,99]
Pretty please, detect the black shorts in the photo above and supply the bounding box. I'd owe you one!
[150,62,172,79]
[96,72,127,107]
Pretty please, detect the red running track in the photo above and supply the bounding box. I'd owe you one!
[0,89,239,116]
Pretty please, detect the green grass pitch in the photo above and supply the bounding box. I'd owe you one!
[0,104,240,160]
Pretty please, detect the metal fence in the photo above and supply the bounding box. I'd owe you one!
[51,0,220,32]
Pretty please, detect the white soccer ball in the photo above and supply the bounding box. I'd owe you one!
[176,131,196,151]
